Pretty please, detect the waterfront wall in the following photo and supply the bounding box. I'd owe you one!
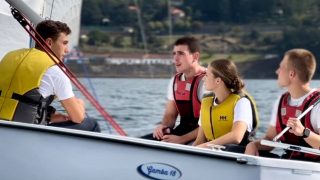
[65,57,320,79]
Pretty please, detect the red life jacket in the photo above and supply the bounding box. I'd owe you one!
[172,72,205,135]
[276,90,320,161]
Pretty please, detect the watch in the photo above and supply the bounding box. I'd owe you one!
[302,128,311,138]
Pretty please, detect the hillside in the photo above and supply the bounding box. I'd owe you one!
[76,0,320,79]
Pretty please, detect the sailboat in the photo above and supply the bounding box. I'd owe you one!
[0,0,319,179]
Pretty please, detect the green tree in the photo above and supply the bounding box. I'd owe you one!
[87,30,110,45]
[81,0,103,25]
[279,27,320,58]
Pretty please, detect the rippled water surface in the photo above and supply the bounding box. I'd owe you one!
[71,78,320,138]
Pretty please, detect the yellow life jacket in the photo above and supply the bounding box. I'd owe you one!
[0,48,55,122]
[201,92,259,144]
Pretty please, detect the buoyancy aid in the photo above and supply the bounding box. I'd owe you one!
[172,71,205,135]
[276,90,320,161]
[201,92,259,145]
[0,48,55,124]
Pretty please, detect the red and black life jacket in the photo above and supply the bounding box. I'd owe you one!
[172,72,205,135]
[276,90,320,161]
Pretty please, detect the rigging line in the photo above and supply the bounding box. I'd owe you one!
[167,0,175,75]
[167,0,173,46]
[79,55,113,134]
[40,0,45,18]
[28,0,45,49]
[49,0,55,19]
[133,0,148,55]
[10,7,127,136]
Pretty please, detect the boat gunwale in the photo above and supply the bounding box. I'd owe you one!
[0,119,319,171]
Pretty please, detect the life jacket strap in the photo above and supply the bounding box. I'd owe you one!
[11,92,41,106]
[38,95,55,125]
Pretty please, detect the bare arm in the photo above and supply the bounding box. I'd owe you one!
[161,100,179,127]
[211,121,247,145]
[245,126,277,156]
[60,97,85,123]
[153,100,178,139]
[304,130,320,149]
[180,127,199,144]
[197,121,247,148]
[304,129,320,149]
[193,127,207,146]
[162,127,199,144]
[287,117,320,149]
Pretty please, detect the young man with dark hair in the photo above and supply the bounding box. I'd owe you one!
[151,36,206,144]
[0,20,99,132]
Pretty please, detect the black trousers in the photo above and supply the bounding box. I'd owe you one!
[49,118,101,132]
[140,124,197,145]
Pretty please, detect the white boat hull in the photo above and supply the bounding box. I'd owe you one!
[0,120,319,180]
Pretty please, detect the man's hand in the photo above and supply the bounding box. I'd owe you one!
[153,124,170,140]
[49,113,69,123]
[287,117,304,136]
[245,141,260,156]
[162,134,183,144]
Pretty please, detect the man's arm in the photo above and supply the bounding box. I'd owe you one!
[303,129,320,149]
[179,127,199,144]
[162,127,199,144]
[40,66,85,123]
[245,126,277,155]
[161,100,178,127]
[287,117,320,149]
[153,100,178,140]
[60,97,85,123]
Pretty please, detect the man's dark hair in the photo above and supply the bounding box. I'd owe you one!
[174,36,200,53]
[35,20,71,47]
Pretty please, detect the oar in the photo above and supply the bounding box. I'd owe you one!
[273,98,320,142]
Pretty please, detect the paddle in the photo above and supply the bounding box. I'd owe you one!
[273,98,320,142]
[261,139,320,156]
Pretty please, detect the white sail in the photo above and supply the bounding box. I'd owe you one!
[0,0,82,59]
[0,0,40,59]
[41,0,82,51]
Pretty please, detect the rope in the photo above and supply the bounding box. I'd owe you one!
[79,55,113,134]
[133,0,148,55]
[49,0,55,19]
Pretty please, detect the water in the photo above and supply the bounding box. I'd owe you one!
[71,78,320,139]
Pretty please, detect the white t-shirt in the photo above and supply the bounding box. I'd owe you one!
[199,97,253,132]
[167,74,205,101]
[269,89,320,133]
[39,65,74,100]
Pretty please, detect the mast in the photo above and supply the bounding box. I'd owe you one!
[5,0,43,24]
[133,0,148,55]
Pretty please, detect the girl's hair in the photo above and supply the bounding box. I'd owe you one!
[209,59,244,93]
